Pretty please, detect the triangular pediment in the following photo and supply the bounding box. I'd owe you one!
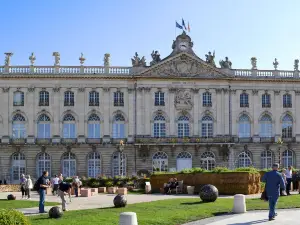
[138,52,231,78]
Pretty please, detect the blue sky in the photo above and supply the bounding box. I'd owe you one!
[1,0,299,70]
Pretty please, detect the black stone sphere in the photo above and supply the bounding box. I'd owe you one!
[113,194,127,208]
[199,184,218,202]
[49,206,63,219]
[7,194,16,200]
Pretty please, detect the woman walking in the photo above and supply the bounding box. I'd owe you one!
[20,174,27,199]
[25,175,33,199]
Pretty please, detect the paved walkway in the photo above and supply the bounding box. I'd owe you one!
[183,209,300,225]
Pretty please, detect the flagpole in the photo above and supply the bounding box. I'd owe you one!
[175,21,176,39]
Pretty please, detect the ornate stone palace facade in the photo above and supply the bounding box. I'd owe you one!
[0,31,299,183]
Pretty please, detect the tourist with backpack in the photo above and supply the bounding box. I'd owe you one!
[58,181,72,211]
[35,171,50,213]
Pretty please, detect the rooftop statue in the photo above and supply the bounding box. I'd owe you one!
[273,58,279,70]
[205,51,215,67]
[219,57,232,69]
[29,52,36,66]
[52,52,60,66]
[104,53,110,67]
[294,59,299,71]
[79,53,86,65]
[150,50,161,66]
[131,52,146,67]
[251,57,257,70]
[4,53,13,66]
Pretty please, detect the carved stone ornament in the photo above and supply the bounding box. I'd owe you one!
[2,87,9,92]
[53,86,60,92]
[174,89,193,110]
[131,52,146,67]
[127,88,134,94]
[273,58,279,70]
[294,59,299,71]
[137,87,144,92]
[230,89,236,95]
[28,86,35,92]
[144,87,151,92]
[103,87,110,92]
[104,53,110,67]
[78,87,85,92]
[295,90,300,95]
[140,53,227,78]
[191,88,199,93]
[252,90,258,95]
[251,57,257,70]
[274,90,280,95]
[168,88,177,93]
[215,88,222,94]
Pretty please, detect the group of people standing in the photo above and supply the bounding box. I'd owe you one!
[20,174,33,199]
[20,171,82,213]
[262,164,295,221]
[163,178,179,194]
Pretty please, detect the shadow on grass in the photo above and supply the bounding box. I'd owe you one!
[180,201,205,205]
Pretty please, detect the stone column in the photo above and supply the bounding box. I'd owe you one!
[136,87,143,135]
[192,88,199,136]
[77,87,85,136]
[295,91,300,142]
[216,88,223,136]
[27,87,35,136]
[127,87,135,142]
[168,88,176,136]
[223,89,230,135]
[252,90,260,142]
[52,86,61,136]
[144,87,151,136]
[228,146,235,169]
[274,90,281,141]
[1,88,10,137]
[103,87,110,141]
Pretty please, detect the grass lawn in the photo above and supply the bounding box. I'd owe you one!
[0,199,58,209]
[28,194,300,225]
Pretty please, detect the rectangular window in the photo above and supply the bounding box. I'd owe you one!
[283,94,292,108]
[64,92,75,106]
[240,93,249,107]
[154,92,165,106]
[178,124,189,137]
[37,124,51,138]
[39,91,49,106]
[114,92,124,107]
[202,93,212,107]
[153,123,166,137]
[13,92,24,106]
[89,92,99,106]
[88,124,100,138]
[63,124,76,138]
[112,123,125,138]
[262,94,271,108]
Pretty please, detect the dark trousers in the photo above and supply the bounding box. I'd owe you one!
[74,187,78,197]
[286,178,292,194]
[52,184,59,195]
[164,186,170,194]
[21,185,26,197]
[39,189,46,213]
[268,196,278,219]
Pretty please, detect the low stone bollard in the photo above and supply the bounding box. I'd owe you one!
[119,212,138,225]
[232,194,246,214]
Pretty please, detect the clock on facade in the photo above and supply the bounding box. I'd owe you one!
[179,41,188,51]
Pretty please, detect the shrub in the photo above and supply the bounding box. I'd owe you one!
[211,167,230,173]
[104,181,114,187]
[0,209,31,225]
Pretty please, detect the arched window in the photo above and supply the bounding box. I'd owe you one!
[11,152,26,184]
[259,115,272,137]
[176,152,192,171]
[89,91,99,106]
[201,116,213,138]
[202,92,212,107]
[13,91,24,106]
[61,152,76,177]
[64,91,74,106]
[87,151,101,178]
[112,114,125,138]
[112,151,126,177]
[282,150,293,168]
[88,114,101,138]
[62,114,76,138]
[153,115,166,137]
[237,151,252,168]
[177,115,189,137]
[282,115,293,138]
[200,152,215,170]
[39,91,49,106]
[238,114,251,138]
[12,114,26,139]
[36,152,51,177]
[37,114,51,138]
[152,151,168,172]
[261,150,273,169]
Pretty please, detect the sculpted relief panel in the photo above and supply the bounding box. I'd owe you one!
[141,54,227,77]
[174,89,193,110]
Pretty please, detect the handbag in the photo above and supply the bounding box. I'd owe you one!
[260,190,268,201]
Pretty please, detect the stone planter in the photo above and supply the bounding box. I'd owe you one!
[81,188,91,197]
[108,187,117,194]
[98,187,106,193]
[117,188,127,195]
[187,186,195,195]
[91,188,97,196]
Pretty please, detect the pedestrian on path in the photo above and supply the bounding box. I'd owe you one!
[262,163,286,221]
[58,182,72,211]
[20,174,27,199]
[36,171,50,213]
[25,175,33,199]
[285,166,293,195]
[51,175,59,196]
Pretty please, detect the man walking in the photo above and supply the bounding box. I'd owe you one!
[52,175,60,196]
[285,166,293,195]
[58,181,72,211]
[262,163,286,221]
[37,171,50,213]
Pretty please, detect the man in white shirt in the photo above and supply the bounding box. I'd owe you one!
[52,175,60,196]
[285,166,293,195]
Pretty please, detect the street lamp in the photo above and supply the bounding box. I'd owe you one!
[277,137,283,167]
[118,140,125,177]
